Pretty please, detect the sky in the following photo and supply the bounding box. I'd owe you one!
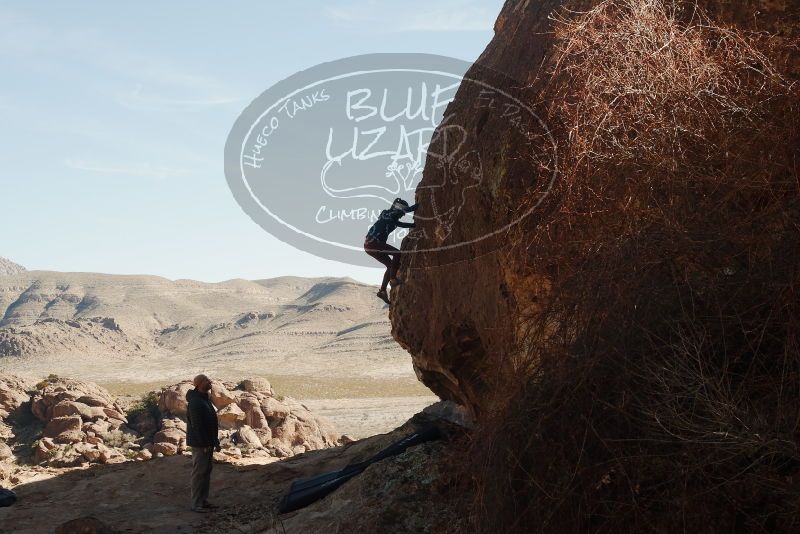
[0,1,503,283]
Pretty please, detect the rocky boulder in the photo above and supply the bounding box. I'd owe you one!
[152,377,340,459]
[43,415,82,439]
[0,374,30,422]
[52,400,106,421]
[234,425,262,448]
[150,417,187,456]
[30,378,139,466]
[238,395,269,429]
[31,377,119,423]
[217,403,245,430]
[209,382,237,410]
[240,377,273,396]
[260,396,290,420]
[389,0,800,420]
[157,381,192,417]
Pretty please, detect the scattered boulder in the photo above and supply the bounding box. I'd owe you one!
[261,396,290,420]
[127,410,158,435]
[234,425,262,448]
[209,382,237,410]
[98,446,125,464]
[238,395,269,429]
[217,403,245,430]
[31,377,117,423]
[153,442,179,456]
[54,430,87,444]
[102,408,127,424]
[0,374,30,421]
[161,417,187,432]
[7,374,341,469]
[75,443,102,463]
[43,416,82,439]
[151,421,186,456]
[157,382,192,417]
[240,377,274,396]
[52,400,105,421]
[153,427,184,447]
[253,427,273,446]
[34,438,55,463]
[136,449,152,461]
[29,379,139,466]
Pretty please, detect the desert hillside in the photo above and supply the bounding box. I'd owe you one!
[0,258,25,277]
[0,271,407,382]
[0,269,434,437]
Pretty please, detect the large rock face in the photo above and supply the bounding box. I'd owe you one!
[390,0,800,416]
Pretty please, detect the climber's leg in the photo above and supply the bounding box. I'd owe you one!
[365,239,395,303]
[389,252,402,284]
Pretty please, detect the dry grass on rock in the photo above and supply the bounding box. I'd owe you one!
[460,2,800,532]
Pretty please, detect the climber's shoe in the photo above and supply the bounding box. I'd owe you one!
[376,290,390,304]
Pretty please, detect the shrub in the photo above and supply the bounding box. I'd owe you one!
[34,374,60,390]
[126,391,160,418]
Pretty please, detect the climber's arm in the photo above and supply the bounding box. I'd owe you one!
[396,221,415,229]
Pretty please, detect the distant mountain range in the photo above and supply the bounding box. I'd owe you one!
[0,256,25,276]
[0,265,411,389]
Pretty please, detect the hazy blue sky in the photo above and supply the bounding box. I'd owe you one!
[0,1,502,283]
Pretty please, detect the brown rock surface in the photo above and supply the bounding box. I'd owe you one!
[157,382,192,417]
[240,377,273,396]
[0,374,30,421]
[53,429,86,444]
[209,382,237,410]
[43,416,82,439]
[234,425,262,448]
[52,400,105,421]
[216,403,245,429]
[390,0,800,417]
[152,441,179,457]
[31,378,118,422]
[153,427,184,447]
[238,395,269,429]
[260,396,289,420]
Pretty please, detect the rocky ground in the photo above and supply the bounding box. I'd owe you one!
[0,373,346,490]
[0,407,459,533]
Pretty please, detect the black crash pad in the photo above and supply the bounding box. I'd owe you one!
[0,487,17,508]
[279,425,441,514]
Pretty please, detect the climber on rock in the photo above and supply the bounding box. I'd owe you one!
[364,198,417,304]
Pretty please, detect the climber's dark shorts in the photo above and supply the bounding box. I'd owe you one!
[364,238,399,268]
